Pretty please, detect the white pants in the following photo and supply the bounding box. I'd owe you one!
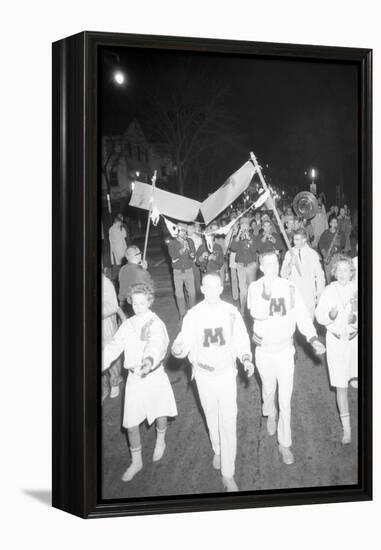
[255,346,295,448]
[194,368,237,478]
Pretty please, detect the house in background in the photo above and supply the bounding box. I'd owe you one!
[101,119,176,212]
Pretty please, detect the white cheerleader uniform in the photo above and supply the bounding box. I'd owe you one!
[103,311,178,428]
[315,281,358,388]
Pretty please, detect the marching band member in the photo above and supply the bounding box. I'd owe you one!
[280,228,325,318]
[187,223,203,295]
[257,219,285,259]
[230,216,260,315]
[315,255,358,444]
[318,216,345,283]
[196,223,225,276]
[167,222,197,321]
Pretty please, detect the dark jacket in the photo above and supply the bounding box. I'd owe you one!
[167,237,196,271]
[318,229,345,258]
[196,243,224,273]
[256,232,285,257]
[230,235,261,266]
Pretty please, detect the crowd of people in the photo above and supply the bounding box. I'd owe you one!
[102,196,358,493]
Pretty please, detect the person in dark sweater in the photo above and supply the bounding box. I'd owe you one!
[318,216,345,283]
[118,246,154,313]
[167,223,196,320]
[196,223,225,277]
[257,220,285,259]
[230,217,261,315]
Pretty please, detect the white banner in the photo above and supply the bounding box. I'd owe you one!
[200,161,257,225]
[129,180,201,222]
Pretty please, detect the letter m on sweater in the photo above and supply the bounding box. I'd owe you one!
[270,297,286,316]
[203,327,226,347]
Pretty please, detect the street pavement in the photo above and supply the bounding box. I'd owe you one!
[102,230,358,499]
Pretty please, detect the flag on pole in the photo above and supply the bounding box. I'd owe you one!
[200,161,257,225]
[150,205,161,226]
[208,190,270,236]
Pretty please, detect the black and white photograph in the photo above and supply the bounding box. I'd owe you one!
[100,43,362,499]
[3,0,380,544]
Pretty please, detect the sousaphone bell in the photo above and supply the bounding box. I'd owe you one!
[292,191,318,220]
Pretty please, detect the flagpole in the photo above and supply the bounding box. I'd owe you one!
[142,170,157,264]
[249,152,301,275]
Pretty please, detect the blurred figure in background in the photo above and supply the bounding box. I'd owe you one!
[118,246,154,315]
[102,272,126,400]
[168,223,196,321]
[338,206,353,254]
[230,217,260,315]
[311,201,328,249]
[196,223,225,278]
[109,213,128,266]
[318,216,345,283]
[187,223,203,295]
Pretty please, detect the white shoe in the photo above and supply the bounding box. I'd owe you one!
[267,414,277,436]
[121,461,143,482]
[278,445,294,465]
[342,430,351,445]
[153,441,166,462]
[121,447,143,481]
[110,385,120,398]
[222,476,239,492]
[212,454,221,470]
[340,413,351,444]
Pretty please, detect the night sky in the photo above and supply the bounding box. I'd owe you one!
[100,46,359,206]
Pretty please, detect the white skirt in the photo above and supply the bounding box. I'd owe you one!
[326,331,358,388]
[123,365,178,428]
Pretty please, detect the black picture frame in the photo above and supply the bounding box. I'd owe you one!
[52,31,372,519]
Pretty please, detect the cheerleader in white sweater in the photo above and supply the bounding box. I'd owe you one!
[103,283,178,481]
[171,272,254,492]
[315,254,358,444]
[247,252,325,465]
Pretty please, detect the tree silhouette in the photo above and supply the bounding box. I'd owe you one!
[142,60,244,195]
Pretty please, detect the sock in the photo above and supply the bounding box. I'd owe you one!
[153,427,167,462]
[121,446,143,482]
[340,413,351,444]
